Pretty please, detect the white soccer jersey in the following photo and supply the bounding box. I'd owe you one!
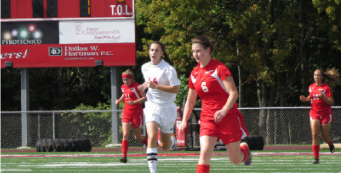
[141,59,180,104]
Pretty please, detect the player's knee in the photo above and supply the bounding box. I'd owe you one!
[311,133,319,139]
[123,134,129,140]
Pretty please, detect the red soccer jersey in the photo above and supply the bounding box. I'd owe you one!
[308,83,333,117]
[121,82,143,116]
[188,59,238,121]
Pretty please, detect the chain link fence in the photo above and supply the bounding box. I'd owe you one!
[1,107,340,149]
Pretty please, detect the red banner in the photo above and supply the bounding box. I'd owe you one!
[1,43,135,68]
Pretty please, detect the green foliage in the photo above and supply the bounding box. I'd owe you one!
[2,0,341,111]
[61,103,112,146]
[175,74,189,107]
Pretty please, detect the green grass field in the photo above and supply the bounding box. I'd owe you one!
[1,151,340,172]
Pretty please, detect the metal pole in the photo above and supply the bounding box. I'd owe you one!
[20,68,29,148]
[52,112,55,139]
[111,67,119,144]
[274,110,277,144]
[38,114,40,140]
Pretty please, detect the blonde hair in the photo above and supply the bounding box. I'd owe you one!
[122,69,134,81]
[316,68,340,86]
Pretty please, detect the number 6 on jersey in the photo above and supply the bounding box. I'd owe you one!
[201,82,209,92]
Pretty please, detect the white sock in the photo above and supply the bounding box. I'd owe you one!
[171,136,175,144]
[147,148,157,173]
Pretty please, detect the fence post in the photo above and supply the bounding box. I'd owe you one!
[110,67,119,144]
[19,68,30,149]
[52,112,55,139]
[38,114,40,140]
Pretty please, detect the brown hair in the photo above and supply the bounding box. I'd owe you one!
[150,41,174,66]
[192,35,215,55]
[316,68,340,86]
[122,69,134,81]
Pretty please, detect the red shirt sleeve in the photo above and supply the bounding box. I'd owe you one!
[217,63,232,81]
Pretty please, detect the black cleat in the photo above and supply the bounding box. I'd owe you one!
[329,144,335,153]
[313,158,319,164]
[120,157,127,163]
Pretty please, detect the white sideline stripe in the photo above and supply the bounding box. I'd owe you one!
[35,163,144,167]
[0,169,32,172]
[2,152,341,158]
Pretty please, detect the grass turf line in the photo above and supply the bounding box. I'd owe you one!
[1,152,341,173]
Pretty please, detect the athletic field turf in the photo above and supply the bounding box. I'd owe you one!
[1,150,340,172]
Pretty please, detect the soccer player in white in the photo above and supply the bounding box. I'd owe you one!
[138,41,180,173]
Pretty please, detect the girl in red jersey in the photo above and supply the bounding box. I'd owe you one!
[300,68,340,164]
[116,69,148,163]
[179,35,251,173]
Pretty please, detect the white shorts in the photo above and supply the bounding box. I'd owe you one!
[144,101,177,133]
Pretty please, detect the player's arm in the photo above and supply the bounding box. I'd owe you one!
[131,91,147,104]
[138,82,147,92]
[214,76,238,122]
[319,94,334,106]
[116,94,124,104]
[152,84,179,93]
[179,88,197,133]
[300,95,311,102]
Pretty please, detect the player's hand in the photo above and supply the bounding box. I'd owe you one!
[318,92,324,98]
[127,101,134,105]
[147,81,157,89]
[178,121,188,137]
[300,95,306,101]
[214,109,227,123]
[138,83,147,92]
[115,99,120,104]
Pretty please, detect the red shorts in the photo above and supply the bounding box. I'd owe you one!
[122,110,144,128]
[199,110,248,145]
[310,113,333,124]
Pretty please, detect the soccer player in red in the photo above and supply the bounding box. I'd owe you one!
[300,68,339,164]
[116,69,148,163]
[179,35,251,173]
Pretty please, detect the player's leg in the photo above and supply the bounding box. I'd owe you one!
[159,132,172,150]
[146,121,160,173]
[158,121,177,151]
[158,103,177,151]
[321,122,334,153]
[120,122,132,163]
[310,118,321,164]
[196,135,217,173]
[132,113,148,146]
[133,127,148,146]
[225,140,251,166]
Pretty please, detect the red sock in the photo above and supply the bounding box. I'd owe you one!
[141,135,148,146]
[240,145,249,162]
[328,139,333,146]
[312,145,320,159]
[122,140,128,157]
[196,164,210,173]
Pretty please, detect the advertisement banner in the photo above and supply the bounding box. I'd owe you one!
[1,43,135,68]
[1,20,135,68]
[59,20,135,44]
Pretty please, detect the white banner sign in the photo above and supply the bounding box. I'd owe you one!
[59,20,135,44]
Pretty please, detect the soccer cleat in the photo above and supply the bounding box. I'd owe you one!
[240,142,252,166]
[119,157,127,163]
[170,136,177,151]
[329,144,335,153]
[313,158,319,164]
